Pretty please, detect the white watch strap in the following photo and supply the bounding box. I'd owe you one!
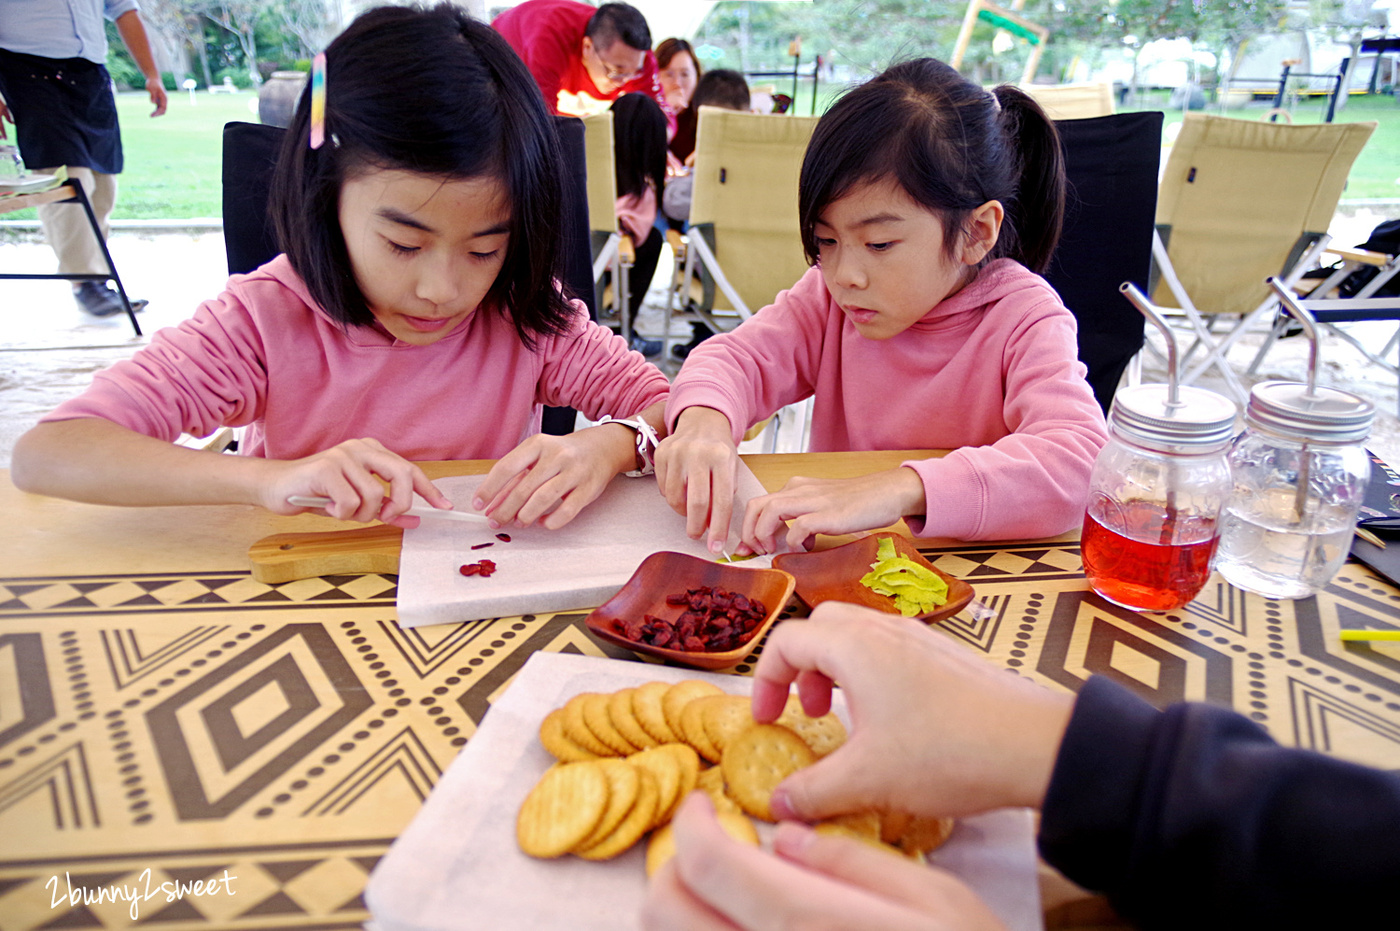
[598,415,658,476]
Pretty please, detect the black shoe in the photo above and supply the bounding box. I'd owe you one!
[671,321,714,360]
[74,282,145,317]
[629,333,664,357]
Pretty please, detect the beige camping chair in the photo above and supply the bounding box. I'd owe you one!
[665,107,819,343]
[1149,112,1376,403]
[1019,82,1115,120]
[581,111,637,340]
[664,107,819,450]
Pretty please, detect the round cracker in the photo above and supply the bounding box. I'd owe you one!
[721,723,816,822]
[657,743,701,822]
[633,681,679,744]
[813,821,906,858]
[563,693,616,757]
[583,692,638,756]
[696,764,742,816]
[628,745,683,829]
[893,814,956,857]
[610,687,658,751]
[679,696,723,763]
[662,680,723,737]
[578,768,660,860]
[777,693,847,758]
[539,707,598,762]
[516,762,609,858]
[576,758,641,851]
[701,694,756,755]
[645,810,759,877]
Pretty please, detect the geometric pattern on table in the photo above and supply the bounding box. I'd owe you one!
[1,548,1399,930]
[0,572,398,618]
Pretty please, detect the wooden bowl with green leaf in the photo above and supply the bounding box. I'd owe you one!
[773,533,973,624]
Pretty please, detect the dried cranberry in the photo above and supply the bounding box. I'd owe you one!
[459,564,481,576]
[496,533,512,542]
[471,542,494,550]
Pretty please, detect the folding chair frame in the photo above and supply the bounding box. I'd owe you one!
[0,176,142,336]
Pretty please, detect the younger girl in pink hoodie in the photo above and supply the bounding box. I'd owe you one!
[13,5,668,530]
[655,58,1108,552]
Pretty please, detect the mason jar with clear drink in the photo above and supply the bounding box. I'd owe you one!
[1216,381,1373,600]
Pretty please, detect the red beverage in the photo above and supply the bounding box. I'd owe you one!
[1081,504,1218,611]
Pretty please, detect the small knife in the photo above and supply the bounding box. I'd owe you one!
[287,495,491,525]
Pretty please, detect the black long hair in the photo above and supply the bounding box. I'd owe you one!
[610,92,667,202]
[269,3,572,347]
[798,58,1065,275]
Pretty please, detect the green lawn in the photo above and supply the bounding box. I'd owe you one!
[5,86,1397,222]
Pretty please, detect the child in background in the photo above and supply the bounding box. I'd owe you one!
[663,69,751,361]
[666,68,751,171]
[655,58,1107,553]
[11,5,668,531]
[610,92,669,357]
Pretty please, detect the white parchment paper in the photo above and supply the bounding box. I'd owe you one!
[364,652,1044,931]
[396,467,775,628]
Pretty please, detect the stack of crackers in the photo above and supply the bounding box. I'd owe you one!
[516,679,954,874]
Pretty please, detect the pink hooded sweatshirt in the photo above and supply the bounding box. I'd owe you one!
[44,255,669,461]
[665,259,1109,540]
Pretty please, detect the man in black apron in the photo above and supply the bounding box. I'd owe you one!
[0,0,167,317]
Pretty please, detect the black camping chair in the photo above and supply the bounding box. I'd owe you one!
[220,118,595,435]
[1044,111,1163,414]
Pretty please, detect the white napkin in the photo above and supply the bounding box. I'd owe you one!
[396,467,776,628]
[365,652,1043,931]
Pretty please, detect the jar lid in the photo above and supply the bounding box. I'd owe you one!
[1245,380,1374,444]
[1109,384,1238,450]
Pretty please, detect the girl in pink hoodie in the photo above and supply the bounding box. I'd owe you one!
[656,59,1108,552]
[13,5,668,530]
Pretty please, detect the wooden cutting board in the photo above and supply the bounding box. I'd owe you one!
[248,525,405,584]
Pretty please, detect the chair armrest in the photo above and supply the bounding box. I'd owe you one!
[1325,246,1393,266]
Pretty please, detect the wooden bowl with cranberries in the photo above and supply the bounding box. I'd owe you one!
[586,551,797,670]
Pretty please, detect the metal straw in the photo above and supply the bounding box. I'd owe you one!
[1119,283,1183,544]
[1266,278,1321,525]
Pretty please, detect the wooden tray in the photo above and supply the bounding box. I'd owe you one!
[773,533,973,623]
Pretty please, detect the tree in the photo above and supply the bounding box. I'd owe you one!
[275,0,336,60]
[1310,0,1386,108]
[200,0,266,85]
[1034,0,1286,97]
[141,0,211,87]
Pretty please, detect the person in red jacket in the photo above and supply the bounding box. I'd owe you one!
[492,0,668,120]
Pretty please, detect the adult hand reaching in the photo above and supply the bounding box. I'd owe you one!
[750,603,1074,823]
[642,793,1008,931]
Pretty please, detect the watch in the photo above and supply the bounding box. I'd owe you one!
[598,415,659,477]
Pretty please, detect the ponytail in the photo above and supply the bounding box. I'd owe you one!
[799,59,1068,277]
[991,85,1064,275]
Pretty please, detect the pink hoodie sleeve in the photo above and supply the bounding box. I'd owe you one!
[42,289,268,442]
[901,306,1108,541]
[537,300,670,420]
[665,267,830,443]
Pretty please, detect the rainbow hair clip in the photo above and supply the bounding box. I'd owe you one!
[309,52,327,149]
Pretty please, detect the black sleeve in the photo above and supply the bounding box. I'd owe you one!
[1038,676,1400,929]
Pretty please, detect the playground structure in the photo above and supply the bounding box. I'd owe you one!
[950,0,1049,84]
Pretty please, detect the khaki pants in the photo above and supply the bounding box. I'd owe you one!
[36,165,117,279]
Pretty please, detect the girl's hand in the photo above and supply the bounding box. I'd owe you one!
[655,407,739,554]
[749,604,1074,824]
[473,425,632,529]
[267,437,451,526]
[641,793,1007,931]
[740,467,926,555]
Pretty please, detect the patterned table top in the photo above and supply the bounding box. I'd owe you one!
[1,456,1398,930]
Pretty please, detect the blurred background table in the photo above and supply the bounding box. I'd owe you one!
[1,452,1398,930]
